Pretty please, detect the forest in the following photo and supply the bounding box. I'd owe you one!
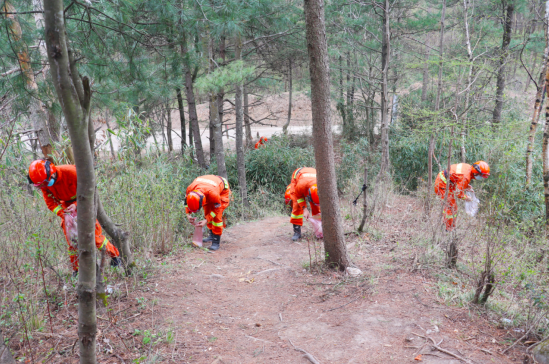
[2,0,549,362]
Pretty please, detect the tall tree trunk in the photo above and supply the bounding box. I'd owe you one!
[243,85,253,148]
[421,43,430,102]
[235,35,248,207]
[3,1,52,159]
[542,0,549,236]
[304,0,350,270]
[283,59,293,134]
[166,101,173,153]
[492,1,515,125]
[209,37,227,177]
[428,0,446,189]
[357,163,369,232]
[461,0,474,163]
[44,1,97,362]
[176,88,186,153]
[182,37,205,168]
[378,0,391,178]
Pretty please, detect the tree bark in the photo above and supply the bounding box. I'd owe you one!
[304,0,350,270]
[283,58,293,134]
[378,0,391,179]
[526,65,547,186]
[357,163,369,232]
[44,0,97,362]
[3,1,52,159]
[210,37,227,178]
[428,0,446,189]
[461,0,474,163]
[182,35,206,168]
[176,87,186,151]
[166,101,173,153]
[243,85,253,148]
[541,0,549,237]
[235,35,249,207]
[96,199,133,274]
[492,1,515,125]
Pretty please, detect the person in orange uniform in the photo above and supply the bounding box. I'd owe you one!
[434,161,490,231]
[284,184,292,205]
[184,175,231,251]
[28,160,121,275]
[289,167,320,241]
[254,136,268,149]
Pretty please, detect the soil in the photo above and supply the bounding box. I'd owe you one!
[20,197,531,363]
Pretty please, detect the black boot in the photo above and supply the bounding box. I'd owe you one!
[203,229,214,243]
[110,257,122,267]
[209,234,221,251]
[292,224,302,241]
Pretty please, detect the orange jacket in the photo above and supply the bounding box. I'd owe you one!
[185,175,229,215]
[40,165,77,217]
[254,137,268,149]
[438,163,474,199]
[290,167,317,208]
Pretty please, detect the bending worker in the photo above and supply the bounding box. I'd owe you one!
[254,136,268,149]
[434,161,490,231]
[28,160,121,275]
[289,167,320,241]
[184,175,231,251]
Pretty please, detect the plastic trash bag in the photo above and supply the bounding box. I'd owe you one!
[464,190,479,217]
[64,211,78,249]
[308,215,324,239]
[192,225,203,247]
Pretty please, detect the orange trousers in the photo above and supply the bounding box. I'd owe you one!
[204,189,230,235]
[434,176,458,231]
[61,218,120,271]
[290,199,321,226]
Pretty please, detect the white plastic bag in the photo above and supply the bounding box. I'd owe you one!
[192,225,203,247]
[64,211,78,248]
[464,190,479,217]
[308,214,324,239]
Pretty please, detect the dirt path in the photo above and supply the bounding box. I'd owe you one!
[143,215,515,364]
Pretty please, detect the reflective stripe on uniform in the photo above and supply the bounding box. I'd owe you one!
[456,163,463,174]
[438,172,447,184]
[196,177,218,186]
[301,173,316,178]
[212,221,223,227]
[293,167,304,179]
[53,205,63,215]
[68,250,78,256]
[220,177,229,189]
[210,211,216,218]
[297,198,305,203]
[99,237,108,250]
[291,214,304,219]
[445,212,457,218]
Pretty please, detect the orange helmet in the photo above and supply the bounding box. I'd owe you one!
[308,184,319,205]
[284,185,291,205]
[28,160,57,187]
[260,137,268,143]
[186,190,204,212]
[473,161,490,178]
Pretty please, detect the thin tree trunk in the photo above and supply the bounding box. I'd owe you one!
[283,59,293,134]
[421,43,430,102]
[105,115,116,160]
[210,37,227,177]
[3,1,52,159]
[492,1,515,125]
[304,0,350,270]
[526,67,547,186]
[166,101,173,153]
[525,51,537,92]
[243,85,253,148]
[182,63,205,167]
[176,88,186,151]
[461,0,474,163]
[428,0,446,189]
[357,163,369,232]
[378,0,391,179]
[44,1,97,362]
[235,35,248,207]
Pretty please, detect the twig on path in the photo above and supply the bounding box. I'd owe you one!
[245,335,274,344]
[502,319,540,354]
[255,267,290,275]
[325,297,360,312]
[279,313,283,322]
[113,353,126,363]
[288,339,321,364]
[255,257,283,266]
[412,332,475,364]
